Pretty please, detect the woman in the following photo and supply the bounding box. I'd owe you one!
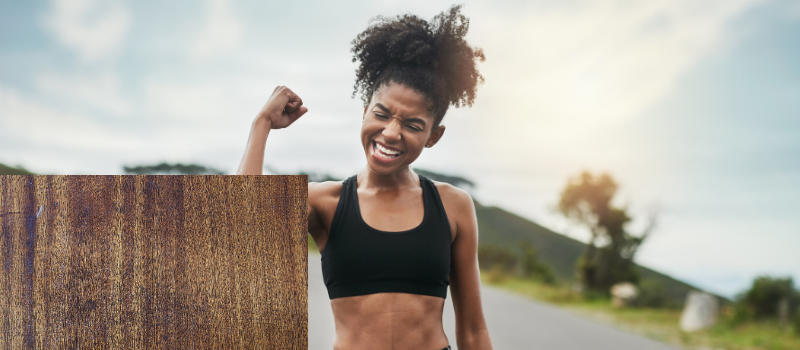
[237,5,493,350]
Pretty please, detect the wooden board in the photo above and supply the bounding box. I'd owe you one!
[0,176,307,349]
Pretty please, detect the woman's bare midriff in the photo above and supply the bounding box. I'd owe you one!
[330,292,449,350]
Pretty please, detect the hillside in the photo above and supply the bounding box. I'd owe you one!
[0,163,35,175]
[475,203,710,303]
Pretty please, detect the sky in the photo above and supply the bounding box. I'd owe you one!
[1,0,799,298]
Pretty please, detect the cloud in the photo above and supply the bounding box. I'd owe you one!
[190,0,244,62]
[473,0,765,127]
[0,84,144,152]
[42,0,131,63]
[143,80,231,122]
[36,70,132,117]
[456,0,768,209]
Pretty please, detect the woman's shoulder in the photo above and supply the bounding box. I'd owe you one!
[308,180,346,223]
[429,180,475,213]
[428,180,477,241]
[309,180,345,202]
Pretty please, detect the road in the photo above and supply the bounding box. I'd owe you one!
[309,253,680,350]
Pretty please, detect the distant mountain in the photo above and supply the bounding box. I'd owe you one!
[475,203,714,303]
[0,163,36,175]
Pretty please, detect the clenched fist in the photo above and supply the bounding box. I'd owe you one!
[258,86,309,129]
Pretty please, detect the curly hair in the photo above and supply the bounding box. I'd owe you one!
[351,4,485,127]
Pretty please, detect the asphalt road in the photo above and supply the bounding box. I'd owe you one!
[309,253,680,350]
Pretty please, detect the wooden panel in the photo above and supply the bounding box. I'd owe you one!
[0,175,307,349]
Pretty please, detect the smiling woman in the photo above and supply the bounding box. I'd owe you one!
[237,4,491,350]
[361,84,444,173]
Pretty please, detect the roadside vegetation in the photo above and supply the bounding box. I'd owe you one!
[480,269,800,350]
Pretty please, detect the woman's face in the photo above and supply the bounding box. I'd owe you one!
[360,83,445,176]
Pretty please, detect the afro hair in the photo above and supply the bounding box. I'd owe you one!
[351,4,485,127]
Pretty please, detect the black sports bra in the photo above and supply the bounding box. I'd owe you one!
[321,174,452,299]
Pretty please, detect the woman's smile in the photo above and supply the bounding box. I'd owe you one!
[371,140,404,162]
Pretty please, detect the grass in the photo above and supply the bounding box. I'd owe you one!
[481,271,800,350]
[309,234,318,253]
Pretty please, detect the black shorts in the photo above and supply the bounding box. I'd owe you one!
[441,346,451,350]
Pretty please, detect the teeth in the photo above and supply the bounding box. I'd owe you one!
[375,142,400,156]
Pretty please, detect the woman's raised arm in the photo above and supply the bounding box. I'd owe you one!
[236,86,308,175]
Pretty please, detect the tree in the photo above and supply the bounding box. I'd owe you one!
[558,171,656,294]
[123,162,225,175]
[740,276,800,320]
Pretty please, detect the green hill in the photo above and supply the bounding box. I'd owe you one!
[475,203,711,303]
[0,163,36,175]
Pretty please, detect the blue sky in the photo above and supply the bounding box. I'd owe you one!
[1,0,799,298]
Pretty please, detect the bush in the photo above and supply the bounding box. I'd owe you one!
[794,307,800,335]
[484,266,512,283]
[637,279,668,308]
[726,301,754,326]
[519,241,556,284]
[478,242,557,285]
[741,276,800,320]
[478,244,518,272]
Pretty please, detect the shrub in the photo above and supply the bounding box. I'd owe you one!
[726,300,754,326]
[484,266,512,283]
[478,242,557,285]
[478,244,518,272]
[741,276,800,320]
[519,241,556,284]
[637,279,668,308]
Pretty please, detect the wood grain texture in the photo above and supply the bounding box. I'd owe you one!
[0,175,308,349]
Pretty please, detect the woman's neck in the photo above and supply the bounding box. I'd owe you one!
[357,166,418,191]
